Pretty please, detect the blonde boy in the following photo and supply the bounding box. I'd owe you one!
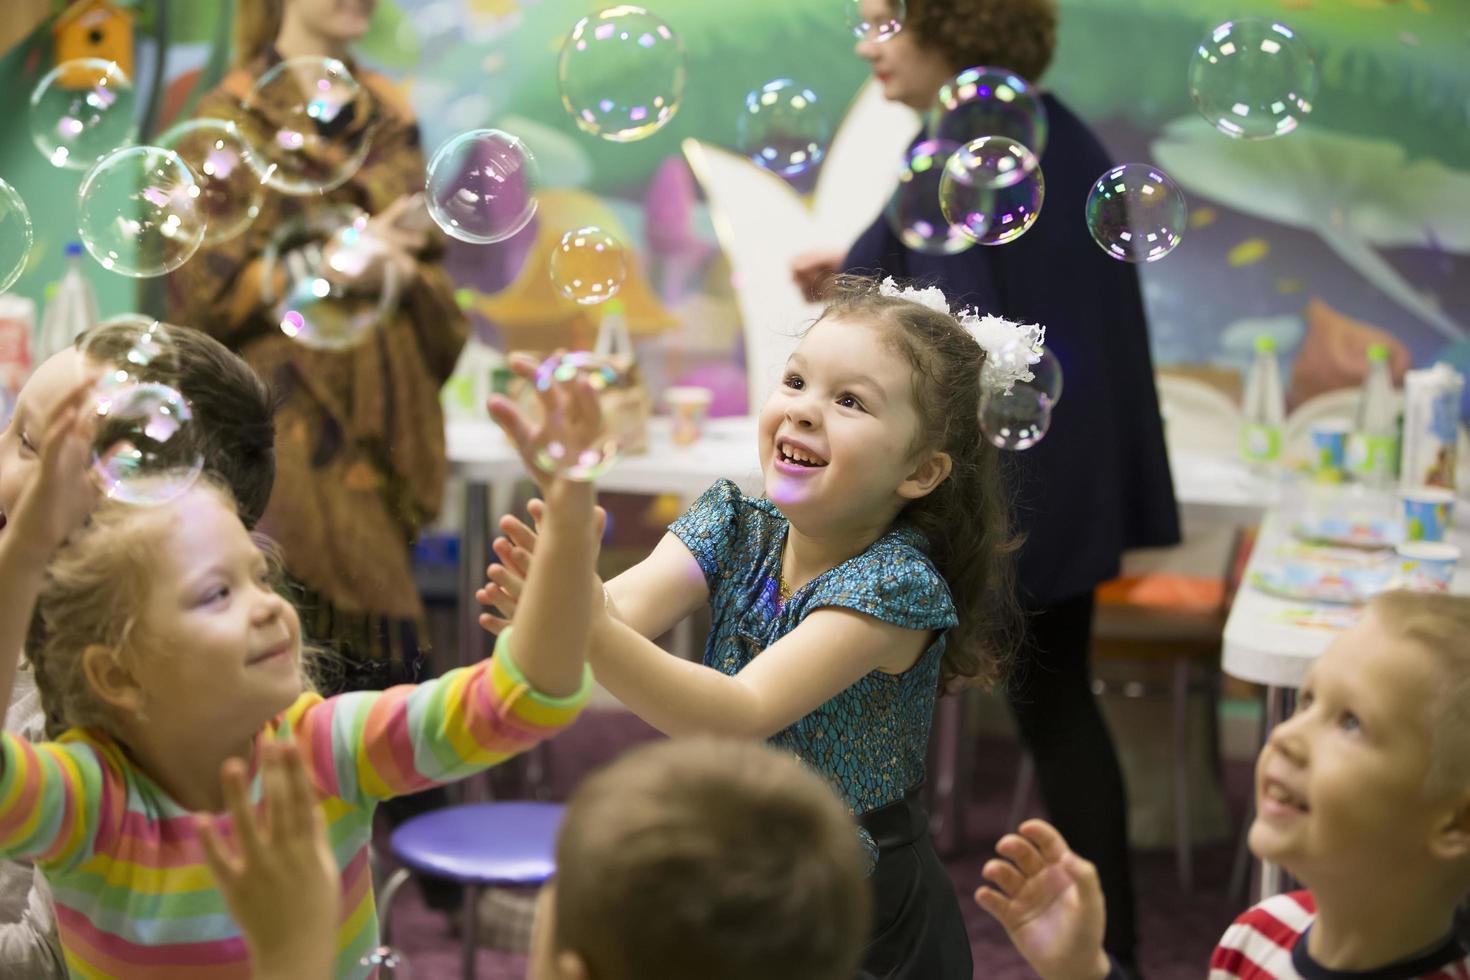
[528,737,873,980]
[977,591,1470,980]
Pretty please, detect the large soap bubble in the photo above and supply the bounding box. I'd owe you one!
[240,57,373,194]
[1188,19,1318,140]
[885,139,973,256]
[158,118,264,245]
[425,129,539,245]
[77,146,205,278]
[938,136,1044,246]
[29,59,136,170]
[930,67,1048,158]
[0,179,34,292]
[550,227,628,305]
[557,6,686,143]
[738,79,830,178]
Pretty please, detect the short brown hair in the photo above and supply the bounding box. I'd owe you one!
[1368,591,1470,797]
[906,0,1058,84]
[76,323,276,529]
[553,738,872,980]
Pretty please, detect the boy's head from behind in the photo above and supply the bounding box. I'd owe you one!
[1250,591,1470,903]
[532,737,872,980]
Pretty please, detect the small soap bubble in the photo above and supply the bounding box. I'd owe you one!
[240,57,372,194]
[158,118,264,245]
[425,129,539,245]
[1085,164,1186,263]
[77,146,205,278]
[557,6,686,143]
[0,179,34,292]
[980,385,1052,451]
[90,382,203,505]
[359,946,411,978]
[263,207,400,351]
[938,136,1044,247]
[29,59,137,170]
[530,351,632,481]
[738,79,830,178]
[930,67,1048,158]
[1031,347,1064,406]
[884,139,973,256]
[550,227,628,305]
[846,0,906,41]
[1188,19,1318,140]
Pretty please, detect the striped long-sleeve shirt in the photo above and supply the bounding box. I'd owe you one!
[1209,892,1470,980]
[0,631,590,979]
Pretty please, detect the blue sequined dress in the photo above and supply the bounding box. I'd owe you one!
[670,480,973,979]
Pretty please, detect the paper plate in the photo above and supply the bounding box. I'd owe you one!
[1291,515,1398,550]
[1250,560,1395,606]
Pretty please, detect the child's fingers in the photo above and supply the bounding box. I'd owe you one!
[527,498,545,527]
[262,744,297,845]
[276,741,315,843]
[996,832,1046,877]
[981,857,1027,897]
[219,757,266,864]
[194,814,243,884]
[1018,818,1072,865]
[500,516,540,555]
[973,885,1015,924]
[507,352,540,382]
[487,564,523,596]
[478,611,510,635]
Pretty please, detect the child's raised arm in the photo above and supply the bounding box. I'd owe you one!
[0,377,98,721]
[974,819,1113,980]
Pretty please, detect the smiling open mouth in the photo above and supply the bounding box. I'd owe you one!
[1263,780,1309,813]
[777,440,828,467]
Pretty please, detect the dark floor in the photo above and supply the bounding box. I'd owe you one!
[381,709,1249,979]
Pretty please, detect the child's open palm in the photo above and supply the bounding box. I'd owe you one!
[974,819,1112,980]
[8,375,101,559]
[195,741,339,980]
[477,496,607,634]
[486,352,608,488]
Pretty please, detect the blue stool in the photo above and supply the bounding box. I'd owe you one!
[378,802,565,979]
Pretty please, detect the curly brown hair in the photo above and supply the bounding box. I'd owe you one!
[815,275,1022,691]
[905,0,1058,84]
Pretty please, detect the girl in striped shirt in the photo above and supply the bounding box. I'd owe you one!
[0,370,602,978]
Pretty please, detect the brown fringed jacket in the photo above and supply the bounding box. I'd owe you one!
[166,53,467,625]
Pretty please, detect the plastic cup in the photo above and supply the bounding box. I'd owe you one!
[1393,541,1460,593]
[1402,486,1455,543]
[665,386,713,446]
[1310,420,1350,475]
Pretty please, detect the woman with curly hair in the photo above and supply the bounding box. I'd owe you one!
[795,2,1179,975]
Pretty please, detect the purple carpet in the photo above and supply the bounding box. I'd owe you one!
[382,710,1248,979]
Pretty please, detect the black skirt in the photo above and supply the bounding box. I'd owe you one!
[856,786,973,980]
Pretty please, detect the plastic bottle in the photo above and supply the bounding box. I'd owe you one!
[1241,335,1285,466]
[1347,343,1399,487]
[36,243,98,363]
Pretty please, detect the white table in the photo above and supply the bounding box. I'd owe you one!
[1223,492,1470,896]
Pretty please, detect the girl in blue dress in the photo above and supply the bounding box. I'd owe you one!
[482,274,1042,979]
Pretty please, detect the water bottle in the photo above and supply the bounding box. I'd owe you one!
[1241,335,1285,466]
[1347,343,1399,487]
[36,243,99,362]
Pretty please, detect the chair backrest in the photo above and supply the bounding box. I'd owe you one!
[1156,373,1242,455]
[681,80,920,412]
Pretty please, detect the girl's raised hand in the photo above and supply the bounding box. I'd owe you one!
[475,498,606,635]
[973,819,1111,980]
[195,741,339,980]
[8,375,101,561]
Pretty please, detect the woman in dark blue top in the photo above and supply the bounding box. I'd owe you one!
[795,0,1180,972]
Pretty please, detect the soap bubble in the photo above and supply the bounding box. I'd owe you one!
[738,79,830,178]
[939,136,1044,246]
[425,129,539,244]
[239,57,373,194]
[1031,347,1064,406]
[980,385,1052,451]
[884,139,973,256]
[157,118,264,245]
[846,0,906,41]
[550,227,628,305]
[77,146,205,278]
[930,67,1048,158]
[90,382,203,505]
[29,59,136,170]
[359,946,411,978]
[263,206,400,351]
[1085,164,1186,263]
[1188,19,1317,140]
[0,179,34,292]
[557,6,686,142]
[77,318,202,505]
[530,352,632,481]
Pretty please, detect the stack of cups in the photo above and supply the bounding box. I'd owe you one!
[1396,486,1459,592]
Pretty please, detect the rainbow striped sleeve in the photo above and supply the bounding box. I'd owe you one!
[0,731,113,872]
[286,628,593,805]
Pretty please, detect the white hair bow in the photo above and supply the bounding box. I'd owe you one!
[878,278,1045,394]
